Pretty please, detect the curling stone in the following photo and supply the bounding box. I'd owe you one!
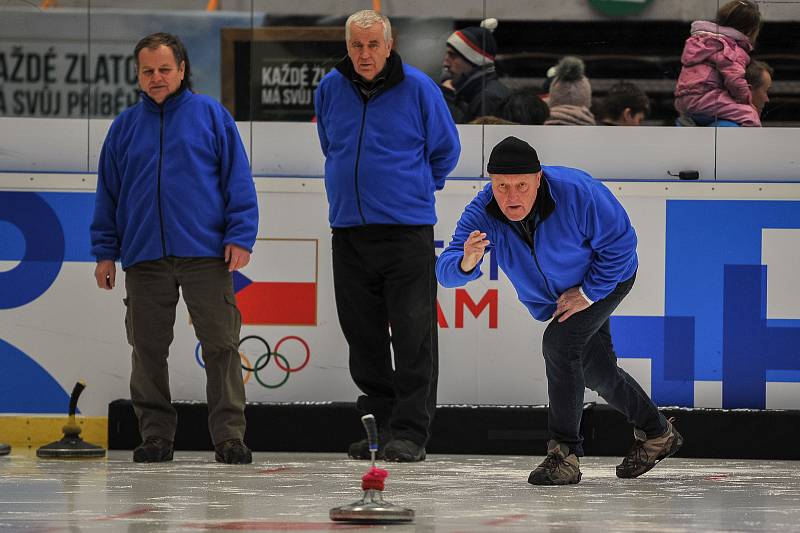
[329,414,414,523]
[37,381,106,458]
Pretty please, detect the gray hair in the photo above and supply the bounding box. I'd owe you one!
[345,10,392,43]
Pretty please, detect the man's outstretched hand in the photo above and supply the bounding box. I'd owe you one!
[461,230,490,273]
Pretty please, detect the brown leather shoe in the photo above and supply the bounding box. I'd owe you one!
[616,418,683,478]
[528,440,582,485]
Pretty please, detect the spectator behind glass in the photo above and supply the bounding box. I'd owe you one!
[469,115,516,125]
[674,0,763,127]
[441,18,512,124]
[544,56,596,126]
[497,89,550,125]
[598,81,650,126]
[745,59,774,121]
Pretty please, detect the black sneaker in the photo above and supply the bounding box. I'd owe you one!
[215,439,253,464]
[528,440,581,485]
[384,439,426,462]
[348,428,392,460]
[616,418,683,479]
[0,443,10,456]
[133,436,173,463]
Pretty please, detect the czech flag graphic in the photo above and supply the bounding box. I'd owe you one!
[232,239,317,326]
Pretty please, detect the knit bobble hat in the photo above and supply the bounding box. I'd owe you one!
[487,136,542,175]
[548,56,593,108]
[446,18,499,66]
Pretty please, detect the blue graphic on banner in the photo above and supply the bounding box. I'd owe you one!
[610,316,695,406]
[611,200,800,408]
[723,264,800,408]
[0,192,65,308]
[232,270,253,293]
[40,192,96,262]
[0,339,70,413]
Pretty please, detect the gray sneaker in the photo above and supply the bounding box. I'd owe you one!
[616,417,683,478]
[528,440,582,485]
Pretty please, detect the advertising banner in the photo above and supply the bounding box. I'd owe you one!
[2,181,799,415]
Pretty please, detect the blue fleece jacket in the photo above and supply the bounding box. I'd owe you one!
[436,166,638,321]
[314,54,460,227]
[91,90,258,269]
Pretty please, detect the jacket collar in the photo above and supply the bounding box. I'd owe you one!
[139,88,192,112]
[454,65,498,100]
[335,50,405,96]
[486,172,555,225]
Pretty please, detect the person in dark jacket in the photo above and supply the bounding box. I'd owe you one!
[441,18,511,124]
[315,9,460,462]
[437,136,683,485]
[91,32,258,464]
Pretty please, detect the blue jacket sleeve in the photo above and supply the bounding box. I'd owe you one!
[436,193,492,288]
[314,84,329,157]
[90,132,121,261]
[219,118,259,252]
[579,183,637,302]
[422,80,460,191]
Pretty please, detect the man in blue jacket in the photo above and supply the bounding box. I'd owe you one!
[91,33,258,464]
[437,136,682,484]
[315,10,460,462]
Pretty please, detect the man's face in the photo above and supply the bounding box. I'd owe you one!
[137,45,184,104]
[442,47,474,84]
[491,172,542,221]
[347,23,392,81]
[750,70,772,115]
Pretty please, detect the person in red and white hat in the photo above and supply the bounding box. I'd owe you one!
[441,18,511,123]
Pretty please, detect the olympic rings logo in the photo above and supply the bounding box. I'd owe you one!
[194,335,310,389]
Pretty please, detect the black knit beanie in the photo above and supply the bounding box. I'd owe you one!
[487,136,541,174]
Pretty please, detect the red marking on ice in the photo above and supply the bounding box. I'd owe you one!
[259,466,295,474]
[183,522,369,530]
[483,513,528,526]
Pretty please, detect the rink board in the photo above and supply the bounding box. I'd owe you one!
[2,176,799,415]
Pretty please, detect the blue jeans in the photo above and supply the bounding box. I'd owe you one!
[542,273,667,456]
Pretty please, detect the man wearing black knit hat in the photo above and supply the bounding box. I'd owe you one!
[437,136,684,485]
[441,18,511,123]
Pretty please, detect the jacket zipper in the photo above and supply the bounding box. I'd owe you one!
[352,101,368,225]
[520,219,557,301]
[157,107,167,257]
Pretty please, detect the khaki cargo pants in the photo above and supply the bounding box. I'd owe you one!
[123,257,245,445]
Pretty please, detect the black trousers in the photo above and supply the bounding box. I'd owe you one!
[541,272,667,456]
[332,225,438,446]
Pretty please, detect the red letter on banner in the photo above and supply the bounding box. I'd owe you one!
[455,289,498,329]
[437,300,449,328]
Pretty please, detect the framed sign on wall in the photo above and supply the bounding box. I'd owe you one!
[221,27,345,122]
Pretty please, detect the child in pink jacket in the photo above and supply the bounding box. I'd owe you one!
[674,0,763,127]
